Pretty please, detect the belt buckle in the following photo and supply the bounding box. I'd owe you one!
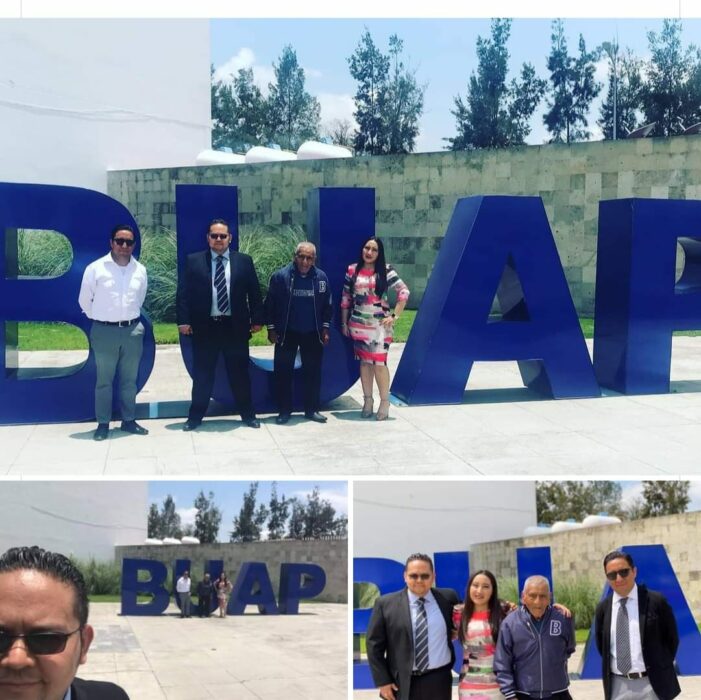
[118,320,129,328]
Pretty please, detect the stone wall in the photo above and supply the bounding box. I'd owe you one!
[107,135,701,314]
[115,538,347,603]
[470,511,701,613]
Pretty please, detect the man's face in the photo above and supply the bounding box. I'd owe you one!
[294,245,316,275]
[0,570,93,700]
[605,557,637,597]
[521,580,551,619]
[403,560,434,597]
[207,223,231,255]
[110,229,135,263]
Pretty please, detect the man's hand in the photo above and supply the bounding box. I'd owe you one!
[251,324,263,333]
[178,324,192,335]
[268,330,279,344]
[321,328,330,345]
[378,683,398,700]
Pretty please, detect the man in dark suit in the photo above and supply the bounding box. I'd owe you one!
[366,553,458,700]
[176,218,265,430]
[0,545,129,699]
[595,549,680,700]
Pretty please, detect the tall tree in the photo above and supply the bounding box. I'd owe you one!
[193,490,222,544]
[232,67,268,148]
[211,64,237,150]
[448,19,546,150]
[323,118,355,148]
[147,503,161,539]
[267,482,290,540]
[159,495,183,539]
[266,45,321,150]
[303,487,347,538]
[230,482,269,543]
[536,481,624,524]
[639,481,690,517]
[598,45,644,139]
[349,30,390,155]
[287,498,306,539]
[543,20,601,143]
[640,19,701,136]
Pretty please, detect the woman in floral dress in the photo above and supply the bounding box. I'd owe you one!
[215,572,233,618]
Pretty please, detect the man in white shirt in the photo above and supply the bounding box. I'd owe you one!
[594,550,680,700]
[176,571,192,619]
[78,225,148,441]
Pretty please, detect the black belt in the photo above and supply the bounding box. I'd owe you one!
[95,318,138,327]
[411,663,451,677]
[614,671,648,680]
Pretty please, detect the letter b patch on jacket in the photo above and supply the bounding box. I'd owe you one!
[550,620,561,635]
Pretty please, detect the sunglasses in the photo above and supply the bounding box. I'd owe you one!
[407,573,431,581]
[112,238,135,247]
[0,627,81,655]
[606,568,632,581]
[208,233,229,240]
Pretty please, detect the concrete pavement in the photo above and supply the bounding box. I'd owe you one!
[83,602,346,700]
[3,339,701,476]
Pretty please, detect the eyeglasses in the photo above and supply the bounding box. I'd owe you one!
[208,233,229,240]
[112,238,135,247]
[407,573,431,581]
[295,254,315,261]
[606,568,631,581]
[0,628,81,655]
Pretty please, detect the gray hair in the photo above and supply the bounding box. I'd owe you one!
[295,241,317,256]
[522,575,550,594]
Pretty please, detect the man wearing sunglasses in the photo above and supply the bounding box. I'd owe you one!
[264,241,333,425]
[78,224,148,441]
[594,550,680,700]
[366,553,458,700]
[176,218,264,430]
[0,545,129,699]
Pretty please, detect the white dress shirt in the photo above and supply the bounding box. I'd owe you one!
[78,253,147,322]
[407,589,451,670]
[610,584,646,674]
[210,249,231,317]
[176,576,191,593]
[63,689,71,700]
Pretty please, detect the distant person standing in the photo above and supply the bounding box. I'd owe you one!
[78,224,148,441]
[215,572,233,618]
[265,242,332,424]
[197,572,215,618]
[176,570,192,618]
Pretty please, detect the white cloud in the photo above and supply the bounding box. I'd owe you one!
[688,481,701,512]
[214,48,275,97]
[317,92,357,128]
[177,506,198,527]
[620,481,644,508]
[290,488,347,515]
[305,67,323,79]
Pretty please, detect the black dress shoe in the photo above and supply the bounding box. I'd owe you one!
[183,419,201,431]
[244,417,261,429]
[276,413,291,425]
[305,412,328,423]
[93,423,109,441]
[120,420,149,435]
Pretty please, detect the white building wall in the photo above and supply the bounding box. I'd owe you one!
[0,482,148,560]
[0,19,211,193]
[354,481,536,562]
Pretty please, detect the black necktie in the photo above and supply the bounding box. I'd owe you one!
[616,597,632,674]
[414,597,429,672]
[214,255,229,314]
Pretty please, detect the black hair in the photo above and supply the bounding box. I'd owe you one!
[458,570,506,644]
[0,546,89,626]
[351,236,388,296]
[404,553,434,572]
[603,550,635,569]
[207,218,229,234]
[110,224,135,240]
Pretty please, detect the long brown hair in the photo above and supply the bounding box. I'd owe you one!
[458,570,505,644]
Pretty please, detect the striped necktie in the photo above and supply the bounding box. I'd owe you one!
[414,597,429,672]
[214,255,229,314]
[616,597,632,674]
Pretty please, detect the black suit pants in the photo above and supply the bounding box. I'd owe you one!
[189,319,255,421]
[408,665,452,700]
[273,329,323,415]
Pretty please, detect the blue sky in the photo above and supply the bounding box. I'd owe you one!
[148,480,347,542]
[211,18,701,152]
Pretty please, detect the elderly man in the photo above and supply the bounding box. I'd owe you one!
[264,241,332,424]
[78,224,148,441]
[0,545,129,699]
[594,550,680,700]
[494,575,575,700]
[176,218,264,430]
[196,573,215,618]
[366,553,458,700]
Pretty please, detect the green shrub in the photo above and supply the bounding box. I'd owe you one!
[553,575,601,630]
[71,557,122,596]
[16,229,72,277]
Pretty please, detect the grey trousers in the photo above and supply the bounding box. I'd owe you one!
[179,592,191,617]
[89,321,144,424]
[611,675,660,700]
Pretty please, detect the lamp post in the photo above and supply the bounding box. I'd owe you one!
[601,40,619,140]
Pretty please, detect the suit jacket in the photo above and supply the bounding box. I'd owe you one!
[176,249,264,337]
[594,584,680,700]
[366,587,458,700]
[71,677,130,699]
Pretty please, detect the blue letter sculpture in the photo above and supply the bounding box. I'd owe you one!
[229,562,280,615]
[392,196,599,403]
[173,558,224,616]
[278,563,327,614]
[594,198,701,394]
[120,558,170,616]
[0,183,155,423]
